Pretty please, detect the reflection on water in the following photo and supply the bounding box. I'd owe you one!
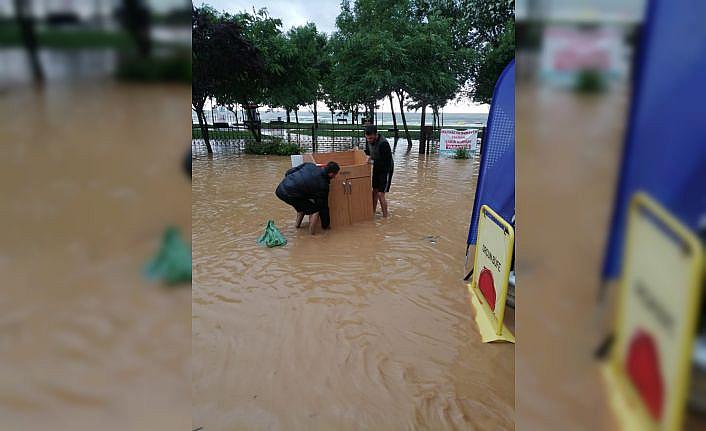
[0,84,191,430]
[192,143,514,430]
[0,49,117,86]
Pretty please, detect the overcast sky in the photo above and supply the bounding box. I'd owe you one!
[199,0,342,35]
[199,0,488,113]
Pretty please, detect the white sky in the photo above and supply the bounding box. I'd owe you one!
[199,0,489,113]
[0,0,189,16]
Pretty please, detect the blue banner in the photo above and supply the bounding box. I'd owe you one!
[602,0,706,279]
[468,59,515,245]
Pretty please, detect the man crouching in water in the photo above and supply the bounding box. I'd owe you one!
[275,161,340,234]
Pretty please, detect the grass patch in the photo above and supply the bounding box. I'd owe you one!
[39,29,134,49]
[575,69,606,93]
[0,25,183,50]
[116,52,191,82]
[192,128,255,140]
[451,148,473,159]
[0,24,135,49]
[293,128,440,140]
[244,140,301,156]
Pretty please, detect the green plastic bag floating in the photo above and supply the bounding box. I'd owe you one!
[144,226,192,285]
[257,220,287,247]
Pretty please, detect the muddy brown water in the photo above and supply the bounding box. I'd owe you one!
[516,81,706,430]
[0,84,192,430]
[192,144,514,430]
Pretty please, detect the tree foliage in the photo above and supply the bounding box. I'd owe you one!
[191,0,515,141]
[192,5,264,150]
[454,0,515,103]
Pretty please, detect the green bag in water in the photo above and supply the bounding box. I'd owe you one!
[144,226,192,285]
[257,220,287,247]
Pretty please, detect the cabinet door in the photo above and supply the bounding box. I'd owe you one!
[328,179,351,227]
[348,176,374,223]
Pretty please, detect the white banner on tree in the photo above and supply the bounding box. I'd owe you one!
[440,129,478,153]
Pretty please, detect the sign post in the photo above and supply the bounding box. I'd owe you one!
[468,205,515,343]
[440,129,478,155]
[602,192,704,430]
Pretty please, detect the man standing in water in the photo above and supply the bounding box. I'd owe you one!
[275,161,340,234]
[364,124,394,217]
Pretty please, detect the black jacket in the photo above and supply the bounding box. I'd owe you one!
[277,162,331,227]
[364,134,393,173]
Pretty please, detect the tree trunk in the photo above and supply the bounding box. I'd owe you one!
[195,107,212,154]
[286,108,291,124]
[14,0,44,84]
[396,90,412,151]
[430,109,434,133]
[313,102,318,129]
[245,106,261,142]
[419,105,427,154]
[389,93,398,138]
[295,110,299,125]
[434,106,440,132]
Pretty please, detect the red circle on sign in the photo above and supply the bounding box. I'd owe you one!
[478,267,496,311]
[626,329,664,421]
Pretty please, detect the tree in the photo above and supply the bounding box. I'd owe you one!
[403,2,470,152]
[286,24,329,129]
[226,8,303,139]
[329,0,412,143]
[192,6,264,153]
[453,0,515,103]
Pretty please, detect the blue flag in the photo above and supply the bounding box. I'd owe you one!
[468,59,515,245]
[602,0,706,279]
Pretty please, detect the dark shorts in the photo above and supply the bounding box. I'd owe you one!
[372,169,393,193]
[276,186,319,215]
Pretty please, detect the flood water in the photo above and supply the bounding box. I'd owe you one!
[515,82,706,430]
[0,84,192,430]
[192,141,515,429]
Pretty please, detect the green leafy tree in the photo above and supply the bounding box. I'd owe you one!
[403,1,470,152]
[329,0,413,143]
[225,9,291,141]
[192,5,264,152]
[454,0,515,103]
[286,24,329,128]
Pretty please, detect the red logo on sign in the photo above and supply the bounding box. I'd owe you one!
[626,329,664,421]
[479,267,496,311]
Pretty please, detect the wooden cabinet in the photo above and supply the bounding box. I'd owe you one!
[302,150,373,227]
[347,176,373,223]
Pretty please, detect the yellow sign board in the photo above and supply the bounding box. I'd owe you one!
[604,192,704,431]
[468,205,515,343]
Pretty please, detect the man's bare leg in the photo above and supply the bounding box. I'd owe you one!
[296,212,304,228]
[372,189,379,213]
[308,212,319,235]
[379,192,389,217]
